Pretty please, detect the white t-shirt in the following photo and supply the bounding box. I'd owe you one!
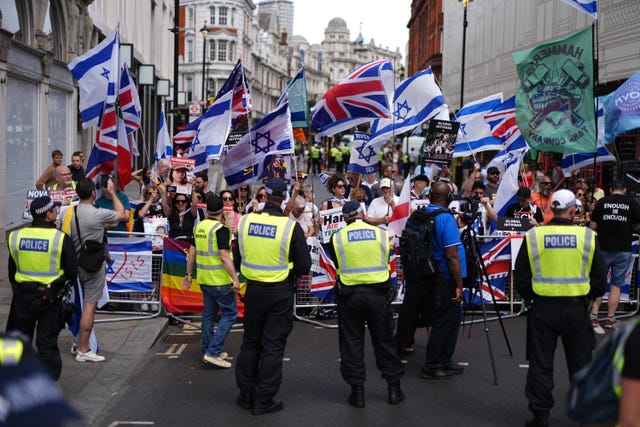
[367,195,399,230]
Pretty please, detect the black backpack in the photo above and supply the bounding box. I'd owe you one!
[567,316,640,424]
[399,208,448,279]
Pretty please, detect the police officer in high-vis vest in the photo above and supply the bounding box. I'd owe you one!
[515,189,606,427]
[183,196,240,369]
[6,196,78,380]
[329,201,404,409]
[235,178,311,416]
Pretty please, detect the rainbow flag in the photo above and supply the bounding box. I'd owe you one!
[161,237,246,315]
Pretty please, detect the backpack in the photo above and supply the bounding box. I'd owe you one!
[399,208,448,279]
[567,317,640,424]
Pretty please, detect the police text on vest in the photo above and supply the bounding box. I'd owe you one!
[248,223,277,239]
[19,238,49,252]
[347,229,376,242]
[543,234,576,249]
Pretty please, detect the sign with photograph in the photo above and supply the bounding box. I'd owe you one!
[419,119,460,165]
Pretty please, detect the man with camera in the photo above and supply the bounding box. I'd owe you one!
[63,177,128,363]
[6,196,78,380]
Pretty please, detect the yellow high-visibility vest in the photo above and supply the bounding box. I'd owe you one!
[333,221,389,286]
[8,227,65,284]
[193,219,232,286]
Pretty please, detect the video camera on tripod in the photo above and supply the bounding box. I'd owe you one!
[458,195,482,225]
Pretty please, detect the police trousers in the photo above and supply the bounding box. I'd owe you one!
[235,280,294,406]
[336,285,404,386]
[525,297,595,418]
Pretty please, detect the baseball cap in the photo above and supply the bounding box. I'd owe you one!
[30,196,55,217]
[380,178,393,188]
[342,201,363,220]
[264,177,287,196]
[610,179,626,190]
[206,196,223,215]
[516,187,531,200]
[551,189,577,210]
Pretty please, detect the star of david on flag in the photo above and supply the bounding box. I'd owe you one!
[348,131,379,175]
[452,93,504,157]
[222,100,294,189]
[367,68,448,149]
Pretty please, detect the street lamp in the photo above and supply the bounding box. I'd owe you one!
[459,0,473,109]
[200,20,209,114]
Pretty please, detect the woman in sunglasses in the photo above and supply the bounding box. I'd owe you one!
[248,186,268,213]
[220,190,242,246]
[321,174,347,211]
[233,185,251,213]
[572,188,591,226]
[167,194,197,240]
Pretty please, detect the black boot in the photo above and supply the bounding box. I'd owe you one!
[348,384,365,408]
[387,381,405,405]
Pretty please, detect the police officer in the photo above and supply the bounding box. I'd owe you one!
[515,189,606,427]
[6,196,78,380]
[329,201,404,408]
[235,178,311,416]
[308,143,321,175]
[183,196,241,369]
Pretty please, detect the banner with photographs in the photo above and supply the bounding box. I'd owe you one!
[419,119,460,165]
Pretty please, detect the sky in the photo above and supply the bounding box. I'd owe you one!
[292,0,411,56]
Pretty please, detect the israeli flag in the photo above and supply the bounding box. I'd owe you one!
[68,27,119,129]
[367,68,448,149]
[155,105,173,162]
[560,0,597,19]
[348,131,379,175]
[185,91,233,173]
[453,93,503,157]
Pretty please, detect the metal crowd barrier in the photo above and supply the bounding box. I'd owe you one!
[95,230,163,323]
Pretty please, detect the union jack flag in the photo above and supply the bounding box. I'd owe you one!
[464,237,512,304]
[485,96,529,173]
[215,58,252,129]
[85,103,118,182]
[310,59,394,140]
[118,64,142,135]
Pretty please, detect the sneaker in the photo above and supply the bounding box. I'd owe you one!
[219,352,229,360]
[592,318,605,335]
[605,318,618,329]
[76,350,106,363]
[203,354,231,368]
[70,343,78,355]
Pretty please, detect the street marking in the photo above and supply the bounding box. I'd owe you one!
[107,422,155,426]
[156,343,187,358]
[519,364,529,369]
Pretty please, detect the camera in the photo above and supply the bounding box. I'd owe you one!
[458,196,481,225]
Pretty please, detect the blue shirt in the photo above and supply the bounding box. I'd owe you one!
[426,205,466,279]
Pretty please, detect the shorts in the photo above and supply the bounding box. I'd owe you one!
[602,251,633,287]
[78,265,107,303]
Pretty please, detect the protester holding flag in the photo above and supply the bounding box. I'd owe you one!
[328,201,404,408]
[514,189,606,427]
[235,178,311,415]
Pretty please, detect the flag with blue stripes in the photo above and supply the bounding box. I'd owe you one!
[604,70,640,144]
[560,0,597,18]
[453,93,504,157]
[348,131,379,175]
[562,96,615,176]
[464,237,511,304]
[367,68,448,149]
[155,105,173,163]
[68,27,119,129]
[222,101,294,189]
[118,63,142,135]
[486,96,529,174]
[184,91,232,173]
[106,237,153,292]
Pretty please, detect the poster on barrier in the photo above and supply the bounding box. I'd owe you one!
[107,237,153,292]
[307,237,336,300]
[318,207,345,244]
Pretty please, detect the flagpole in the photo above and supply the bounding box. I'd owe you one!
[591,20,599,185]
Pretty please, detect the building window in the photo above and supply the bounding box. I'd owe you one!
[218,7,228,25]
[230,8,235,26]
[209,6,215,24]
[186,77,193,102]
[186,39,193,62]
[6,77,37,226]
[187,7,193,26]
[217,40,227,62]
[209,41,215,61]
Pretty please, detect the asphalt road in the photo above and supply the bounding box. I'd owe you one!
[95,314,580,427]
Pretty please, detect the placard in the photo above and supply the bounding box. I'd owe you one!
[318,207,346,244]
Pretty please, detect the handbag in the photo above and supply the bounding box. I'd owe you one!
[74,206,106,272]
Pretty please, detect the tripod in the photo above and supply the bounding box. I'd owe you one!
[460,224,513,385]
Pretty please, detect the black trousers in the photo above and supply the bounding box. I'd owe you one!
[6,287,65,380]
[525,298,595,419]
[336,286,404,386]
[235,281,294,406]
[395,277,430,350]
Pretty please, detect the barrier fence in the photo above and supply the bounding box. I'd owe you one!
[95,234,639,328]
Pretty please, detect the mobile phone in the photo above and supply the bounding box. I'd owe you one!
[101,175,110,187]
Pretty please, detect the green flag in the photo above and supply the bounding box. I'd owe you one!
[513,27,595,153]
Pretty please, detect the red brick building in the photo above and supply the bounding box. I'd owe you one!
[407,0,443,82]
